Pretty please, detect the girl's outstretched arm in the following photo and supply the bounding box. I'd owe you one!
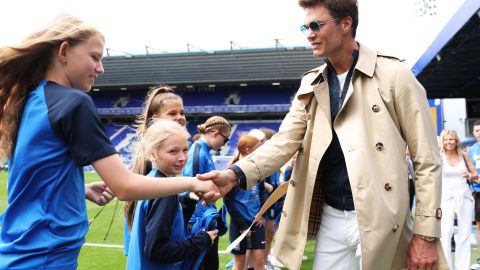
[92,154,219,201]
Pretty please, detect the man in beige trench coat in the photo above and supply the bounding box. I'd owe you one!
[199,0,447,269]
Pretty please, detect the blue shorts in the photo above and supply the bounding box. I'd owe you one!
[265,203,283,225]
[229,220,265,255]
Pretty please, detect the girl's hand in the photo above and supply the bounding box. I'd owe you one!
[264,182,274,193]
[188,192,200,201]
[207,229,218,244]
[85,181,115,206]
[254,216,265,227]
[192,179,220,203]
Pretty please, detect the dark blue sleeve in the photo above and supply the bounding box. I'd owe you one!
[180,194,198,223]
[144,196,211,264]
[231,165,247,190]
[45,83,116,166]
[183,143,202,177]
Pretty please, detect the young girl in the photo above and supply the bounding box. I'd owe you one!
[182,115,231,270]
[439,129,478,270]
[0,15,216,269]
[124,85,186,255]
[126,120,217,269]
[224,134,266,270]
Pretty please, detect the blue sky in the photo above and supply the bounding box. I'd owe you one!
[0,0,465,66]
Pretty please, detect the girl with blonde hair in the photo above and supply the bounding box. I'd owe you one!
[126,120,217,269]
[123,85,186,255]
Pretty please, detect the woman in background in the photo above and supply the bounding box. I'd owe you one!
[439,129,478,270]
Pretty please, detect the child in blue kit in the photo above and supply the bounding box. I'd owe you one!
[223,134,266,270]
[183,116,231,270]
[124,85,187,255]
[126,119,217,269]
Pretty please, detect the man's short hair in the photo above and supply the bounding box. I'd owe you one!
[473,120,480,128]
[298,0,359,37]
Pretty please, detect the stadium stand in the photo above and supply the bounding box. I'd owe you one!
[88,47,321,168]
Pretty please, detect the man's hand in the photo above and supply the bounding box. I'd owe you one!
[407,234,438,270]
[85,181,115,206]
[196,169,239,200]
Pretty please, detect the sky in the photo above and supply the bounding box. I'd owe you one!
[0,0,465,66]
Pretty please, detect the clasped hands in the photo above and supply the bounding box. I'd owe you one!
[194,169,239,203]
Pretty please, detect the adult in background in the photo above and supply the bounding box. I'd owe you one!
[438,129,478,270]
[198,0,446,269]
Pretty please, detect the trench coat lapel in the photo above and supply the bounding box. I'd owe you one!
[312,78,331,127]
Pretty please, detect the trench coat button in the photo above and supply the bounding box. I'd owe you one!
[289,180,296,187]
[375,142,384,151]
[307,113,311,120]
[282,210,287,217]
[372,105,380,113]
[298,147,304,155]
[384,183,392,191]
[393,224,399,232]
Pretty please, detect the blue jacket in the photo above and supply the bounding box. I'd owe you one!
[126,169,211,270]
[182,139,227,234]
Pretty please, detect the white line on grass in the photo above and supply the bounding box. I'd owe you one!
[83,243,123,249]
[83,242,231,255]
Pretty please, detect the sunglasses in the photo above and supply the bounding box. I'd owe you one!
[300,18,340,35]
[219,132,230,144]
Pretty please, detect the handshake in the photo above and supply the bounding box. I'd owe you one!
[85,169,240,206]
[191,169,240,203]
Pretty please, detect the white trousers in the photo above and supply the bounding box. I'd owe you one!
[312,204,361,270]
[440,188,474,270]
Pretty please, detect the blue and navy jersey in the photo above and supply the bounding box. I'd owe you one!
[0,81,116,269]
[468,143,480,192]
[223,183,262,228]
[183,139,215,177]
[182,139,220,226]
[126,169,210,270]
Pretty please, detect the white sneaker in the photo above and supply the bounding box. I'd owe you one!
[471,258,480,270]
[268,254,285,268]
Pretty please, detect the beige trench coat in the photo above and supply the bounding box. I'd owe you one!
[235,43,447,269]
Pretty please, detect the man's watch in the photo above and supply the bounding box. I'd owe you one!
[414,233,436,242]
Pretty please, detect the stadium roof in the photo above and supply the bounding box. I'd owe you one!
[413,0,480,98]
[94,47,323,89]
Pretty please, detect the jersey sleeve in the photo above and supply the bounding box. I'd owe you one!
[46,85,116,166]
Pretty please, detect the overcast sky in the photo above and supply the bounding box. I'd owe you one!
[0,0,464,66]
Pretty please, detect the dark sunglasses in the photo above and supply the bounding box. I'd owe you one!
[219,132,230,144]
[300,18,340,35]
